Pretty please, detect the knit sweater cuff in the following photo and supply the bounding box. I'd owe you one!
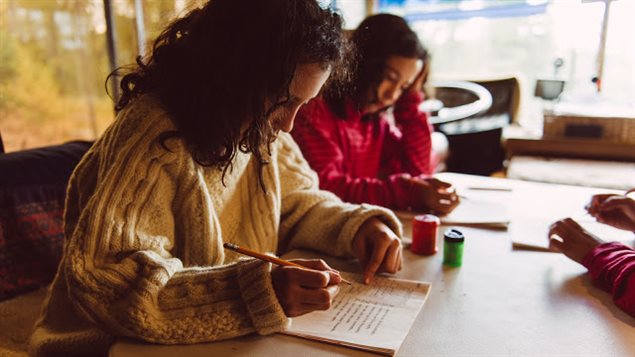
[237,259,290,335]
[339,204,404,257]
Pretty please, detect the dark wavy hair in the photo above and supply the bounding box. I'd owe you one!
[324,13,428,118]
[109,0,345,186]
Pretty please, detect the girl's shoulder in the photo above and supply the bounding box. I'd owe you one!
[115,94,176,134]
[93,95,189,168]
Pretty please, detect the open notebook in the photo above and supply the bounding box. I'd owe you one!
[396,197,510,232]
[282,273,431,356]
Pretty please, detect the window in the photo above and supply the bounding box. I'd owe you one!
[3,0,631,153]
[0,0,203,153]
[377,0,634,125]
[333,0,370,29]
[1,0,111,152]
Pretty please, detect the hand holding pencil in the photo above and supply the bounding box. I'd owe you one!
[585,192,635,232]
[223,243,347,317]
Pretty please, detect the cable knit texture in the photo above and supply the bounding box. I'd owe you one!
[29,95,402,357]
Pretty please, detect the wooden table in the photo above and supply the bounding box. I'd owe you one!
[111,173,635,356]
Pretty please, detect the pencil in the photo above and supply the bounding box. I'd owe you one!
[223,242,352,285]
[466,186,512,192]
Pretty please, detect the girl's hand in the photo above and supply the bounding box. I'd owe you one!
[403,177,460,214]
[548,218,603,264]
[585,193,618,216]
[586,194,635,232]
[352,218,402,284]
[271,259,342,317]
[409,59,430,94]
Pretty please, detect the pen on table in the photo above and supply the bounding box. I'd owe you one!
[223,242,352,285]
[466,186,512,192]
[584,204,599,217]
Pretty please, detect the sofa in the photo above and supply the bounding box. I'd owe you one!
[0,140,92,356]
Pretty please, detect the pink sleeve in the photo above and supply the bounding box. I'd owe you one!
[292,100,412,210]
[383,90,433,176]
[582,242,635,317]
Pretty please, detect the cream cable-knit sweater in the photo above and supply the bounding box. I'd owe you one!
[29,95,402,356]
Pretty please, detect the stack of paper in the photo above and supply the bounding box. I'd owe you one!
[396,198,510,232]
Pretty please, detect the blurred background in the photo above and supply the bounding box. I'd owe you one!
[1,0,633,173]
[1,0,208,152]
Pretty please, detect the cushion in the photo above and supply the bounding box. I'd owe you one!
[0,141,92,301]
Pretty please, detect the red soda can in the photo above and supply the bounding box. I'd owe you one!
[411,214,440,255]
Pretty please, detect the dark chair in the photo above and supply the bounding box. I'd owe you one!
[0,141,92,301]
[434,77,520,176]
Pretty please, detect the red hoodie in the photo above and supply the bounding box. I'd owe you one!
[292,90,434,210]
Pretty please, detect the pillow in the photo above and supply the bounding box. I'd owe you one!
[0,141,92,300]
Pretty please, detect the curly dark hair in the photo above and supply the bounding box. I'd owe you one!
[109,0,345,186]
[324,13,428,118]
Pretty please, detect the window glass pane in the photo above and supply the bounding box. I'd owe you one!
[602,0,635,104]
[1,0,112,152]
[378,0,635,125]
[118,0,205,64]
[334,0,368,29]
[0,0,205,153]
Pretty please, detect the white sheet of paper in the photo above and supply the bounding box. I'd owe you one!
[511,215,635,251]
[396,198,510,235]
[282,273,431,355]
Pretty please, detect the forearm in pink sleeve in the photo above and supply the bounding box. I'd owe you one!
[583,242,635,317]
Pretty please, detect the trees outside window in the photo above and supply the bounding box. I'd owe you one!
[0,0,203,153]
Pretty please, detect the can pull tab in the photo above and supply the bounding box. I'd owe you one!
[444,228,464,242]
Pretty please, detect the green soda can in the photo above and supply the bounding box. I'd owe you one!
[443,228,464,267]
